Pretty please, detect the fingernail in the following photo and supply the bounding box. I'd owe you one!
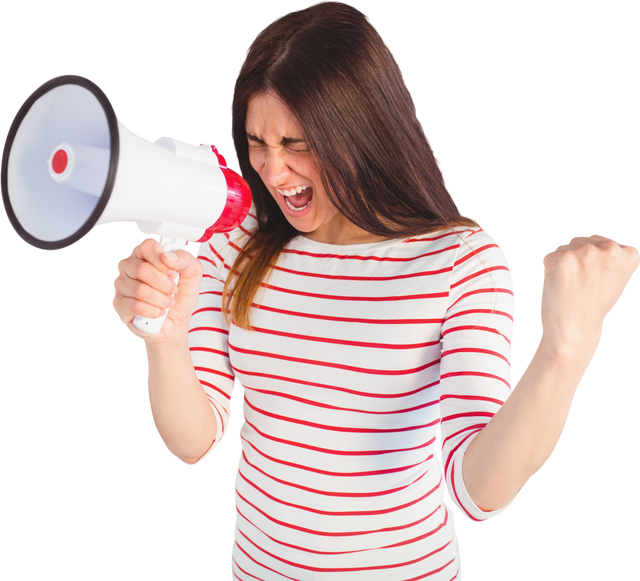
[164,252,179,262]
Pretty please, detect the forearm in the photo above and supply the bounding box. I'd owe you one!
[146,336,218,464]
[462,333,599,512]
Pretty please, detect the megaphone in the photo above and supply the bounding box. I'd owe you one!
[1,75,251,334]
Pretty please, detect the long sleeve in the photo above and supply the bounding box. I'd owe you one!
[187,230,242,459]
[439,228,515,521]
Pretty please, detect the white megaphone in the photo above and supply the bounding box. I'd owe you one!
[1,75,252,334]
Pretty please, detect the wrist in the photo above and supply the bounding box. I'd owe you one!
[539,326,601,361]
[143,327,191,353]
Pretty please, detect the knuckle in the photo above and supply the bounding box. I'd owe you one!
[130,280,147,299]
[132,302,153,317]
[136,260,159,283]
[139,238,160,258]
[140,283,158,303]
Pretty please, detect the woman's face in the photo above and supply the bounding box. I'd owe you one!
[246,92,366,244]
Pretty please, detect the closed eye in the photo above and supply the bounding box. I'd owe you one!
[249,143,309,153]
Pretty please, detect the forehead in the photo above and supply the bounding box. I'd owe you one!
[245,92,303,139]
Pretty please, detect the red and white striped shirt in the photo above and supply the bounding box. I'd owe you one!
[188,215,514,580]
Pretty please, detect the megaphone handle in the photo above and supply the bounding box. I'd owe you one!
[133,237,181,335]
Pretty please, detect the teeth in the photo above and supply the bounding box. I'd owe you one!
[285,198,311,211]
[277,185,309,197]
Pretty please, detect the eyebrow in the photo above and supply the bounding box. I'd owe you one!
[246,133,307,145]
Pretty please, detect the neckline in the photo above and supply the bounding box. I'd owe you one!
[291,234,407,253]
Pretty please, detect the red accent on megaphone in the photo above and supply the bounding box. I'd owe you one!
[209,144,227,168]
[198,141,231,168]
[52,149,68,174]
[197,164,252,241]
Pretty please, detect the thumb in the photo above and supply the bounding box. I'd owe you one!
[161,250,203,282]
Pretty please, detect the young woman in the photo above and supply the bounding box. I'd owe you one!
[113,3,638,579]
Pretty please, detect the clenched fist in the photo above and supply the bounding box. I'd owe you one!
[541,235,639,356]
[113,239,204,343]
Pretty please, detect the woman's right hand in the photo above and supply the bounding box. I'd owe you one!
[113,239,204,343]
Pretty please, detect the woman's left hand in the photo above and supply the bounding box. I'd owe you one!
[541,235,639,356]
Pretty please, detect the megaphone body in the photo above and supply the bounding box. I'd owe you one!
[2,75,252,334]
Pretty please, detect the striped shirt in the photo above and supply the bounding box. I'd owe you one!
[188,215,514,580]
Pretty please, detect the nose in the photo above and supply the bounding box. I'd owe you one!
[261,148,290,187]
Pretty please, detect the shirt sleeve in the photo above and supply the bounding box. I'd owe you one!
[439,228,515,521]
[187,229,241,461]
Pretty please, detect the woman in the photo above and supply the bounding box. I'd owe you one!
[113,3,638,579]
[219,2,490,580]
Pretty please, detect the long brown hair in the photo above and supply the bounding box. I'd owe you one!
[225,1,479,329]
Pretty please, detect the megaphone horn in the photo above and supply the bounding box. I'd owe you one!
[1,75,252,334]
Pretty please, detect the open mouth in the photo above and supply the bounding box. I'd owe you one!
[278,186,313,212]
